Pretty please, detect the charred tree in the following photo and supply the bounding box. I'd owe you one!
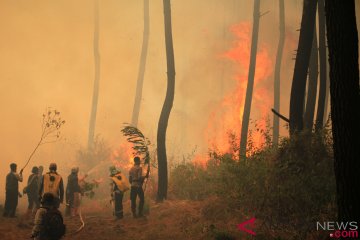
[157,0,176,201]
[304,28,318,130]
[289,0,318,134]
[325,0,360,223]
[131,0,150,127]
[273,0,285,148]
[315,0,327,131]
[88,0,101,149]
[323,51,331,122]
[239,0,261,159]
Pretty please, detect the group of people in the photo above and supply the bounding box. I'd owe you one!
[2,156,149,239]
[110,156,149,220]
[2,162,81,218]
[2,162,79,239]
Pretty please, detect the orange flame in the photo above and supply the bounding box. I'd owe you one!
[204,21,273,160]
[111,141,135,172]
[192,154,208,168]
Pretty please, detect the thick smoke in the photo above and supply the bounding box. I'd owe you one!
[0,0,305,202]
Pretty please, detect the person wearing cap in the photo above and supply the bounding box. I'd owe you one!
[110,166,130,220]
[25,166,40,218]
[65,167,81,217]
[3,163,23,217]
[129,157,148,218]
[39,163,64,208]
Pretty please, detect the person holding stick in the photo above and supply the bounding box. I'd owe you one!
[3,163,23,218]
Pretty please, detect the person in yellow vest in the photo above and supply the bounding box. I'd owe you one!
[39,163,64,209]
[110,166,129,220]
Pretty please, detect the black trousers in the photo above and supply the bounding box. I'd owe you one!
[130,186,144,215]
[3,190,18,217]
[27,192,40,210]
[114,191,123,218]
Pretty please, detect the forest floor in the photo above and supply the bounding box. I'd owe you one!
[0,198,250,240]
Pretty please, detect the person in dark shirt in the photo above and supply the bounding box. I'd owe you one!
[37,165,44,189]
[25,166,40,218]
[31,192,66,240]
[129,157,148,218]
[66,167,81,217]
[3,163,23,217]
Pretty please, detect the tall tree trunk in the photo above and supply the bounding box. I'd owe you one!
[157,0,176,201]
[131,0,150,127]
[315,0,327,131]
[323,50,330,122]
[88,0,100,149]
[239,0,261,159]
[304,28,318,130]
[289,0,318,134]
[325,0,360,223]
[273,0,285,148]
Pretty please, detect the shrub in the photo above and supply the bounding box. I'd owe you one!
[169,163,213,200]
[170,127,336,239]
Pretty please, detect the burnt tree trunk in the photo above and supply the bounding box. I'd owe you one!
[131,0,150,127]
[304,28,318,130]
[239,0,261,159]
[315,0,327,131]
[325,0,360,222]
[157,0,176,201]
[323,50,330,122]
[289,0,318,134]
[273,0,285,148]
[88,0,100,149]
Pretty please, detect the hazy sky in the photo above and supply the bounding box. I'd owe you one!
[1,0,355,199]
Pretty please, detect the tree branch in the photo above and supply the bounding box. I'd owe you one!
[271,108,290,123]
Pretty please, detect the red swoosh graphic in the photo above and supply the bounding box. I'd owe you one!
[237,217,256,236]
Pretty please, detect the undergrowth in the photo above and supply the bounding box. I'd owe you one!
[169,125,336,239]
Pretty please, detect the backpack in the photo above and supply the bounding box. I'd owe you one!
[42,207,66,240]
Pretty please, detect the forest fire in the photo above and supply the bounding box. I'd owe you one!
[0,1,353,239]
[192,154,208,168]
[111,142,135,171]
[206,22,273,158]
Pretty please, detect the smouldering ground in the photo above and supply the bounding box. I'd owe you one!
[0,199,246,240]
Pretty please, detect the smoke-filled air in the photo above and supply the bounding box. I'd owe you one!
[0,0,359,239]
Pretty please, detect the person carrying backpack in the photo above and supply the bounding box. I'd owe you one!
[31,192,66,240]
[110,166,129,220]
[39,163,64,208]
[24,166,40,218]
